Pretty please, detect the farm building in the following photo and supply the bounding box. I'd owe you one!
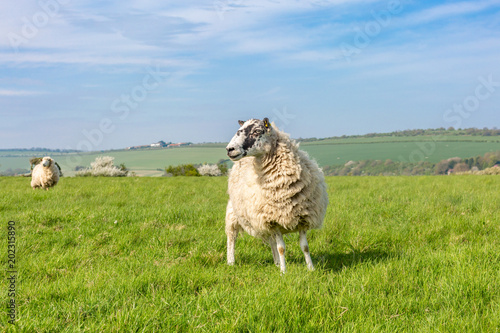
[151,141,169,148]
[127,141,171,150]
[167,142,191,148]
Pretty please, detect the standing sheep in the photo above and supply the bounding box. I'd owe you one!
[31,156,61,190]
[225,118,328,273]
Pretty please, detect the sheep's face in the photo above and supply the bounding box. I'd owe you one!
[42,157,53,168]
[226,118,273,161]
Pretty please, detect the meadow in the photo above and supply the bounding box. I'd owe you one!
[1,175,499,332]
[301,140,500,166]
[0,148,227,177]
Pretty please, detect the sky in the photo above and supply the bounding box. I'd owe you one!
[1,0,500,151]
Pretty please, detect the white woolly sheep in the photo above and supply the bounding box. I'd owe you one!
[225,118,328,273]
[31,156,61,190]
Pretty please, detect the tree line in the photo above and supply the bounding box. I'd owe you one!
[323,151,500,176]
[298,127,500,142]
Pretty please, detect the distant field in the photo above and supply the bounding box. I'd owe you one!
[1,135,499,176]
[0,147,228,177]
[68,148,228,176]
[300,135,500,145]
[301,140,500,166]
[0,176,499,331]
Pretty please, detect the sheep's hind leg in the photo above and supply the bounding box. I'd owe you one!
[273,230,286,273]
[268,236,280,267]
[300,229,314,271]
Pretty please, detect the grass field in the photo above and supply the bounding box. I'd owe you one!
[301,140,500,166]
[1,176,499,332]
[0,148,228,177]
[1,135,499,176]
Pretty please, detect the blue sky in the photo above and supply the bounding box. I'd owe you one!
[1,0,500,150]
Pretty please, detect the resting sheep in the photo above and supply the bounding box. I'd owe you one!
[225,118,328,273]
[31,156,61,190]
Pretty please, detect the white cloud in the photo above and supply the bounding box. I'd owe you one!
[400,0,500,25]
[0,89,46,96]
[0,51,186,67]
[0,0,383,68]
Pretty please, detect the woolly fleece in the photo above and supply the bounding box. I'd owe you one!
[31,157,60,190]
[226,124,328,239]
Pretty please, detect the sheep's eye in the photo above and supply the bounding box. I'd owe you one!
[254,129,263,135]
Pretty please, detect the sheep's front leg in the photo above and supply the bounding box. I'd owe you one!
[225,201,238,266]
[268,236,280,267]
[300,229,314,270]
[273,230,286,273]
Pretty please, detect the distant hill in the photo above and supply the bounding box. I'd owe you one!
[297,127,500,142]
[1,127,499,176]
[0,148,79,153]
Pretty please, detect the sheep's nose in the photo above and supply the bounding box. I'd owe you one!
[226,147,235,153]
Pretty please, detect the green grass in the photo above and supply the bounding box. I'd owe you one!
[1,176,499,332]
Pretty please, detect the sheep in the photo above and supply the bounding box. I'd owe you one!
[225,118,328,273]
[31,156,61,190]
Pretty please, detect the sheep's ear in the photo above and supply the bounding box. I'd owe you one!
[263,117,271,130]
[238,120,245,127]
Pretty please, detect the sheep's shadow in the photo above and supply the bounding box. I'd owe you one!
[234,245,394,273]
[312,249,394,273]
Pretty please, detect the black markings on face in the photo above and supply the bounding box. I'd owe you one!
[241,123,257,151]
[240,120,267,153]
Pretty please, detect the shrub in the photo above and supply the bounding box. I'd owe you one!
[76,156,128,177]
[456,166,500,175]
[217,163,229,176]
[197,164,222,177]
[453,162,470,173]
[165,164,200,177]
